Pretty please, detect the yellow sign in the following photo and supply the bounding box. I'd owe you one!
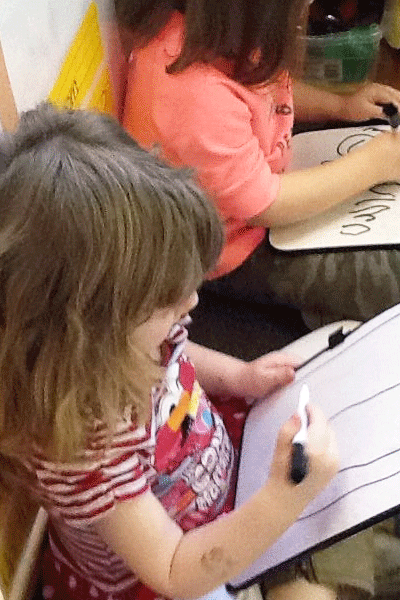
[87,66,114,114]
[49,1,115,114]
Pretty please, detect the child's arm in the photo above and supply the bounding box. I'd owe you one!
[248,129,400,227]
[246,81,400,227]
[185,340,299,400]
[293,80,400,123]
[95,404,338,599]
[293,80,343,121]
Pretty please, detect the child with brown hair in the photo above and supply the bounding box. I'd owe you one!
[116,0,400,325]
[0,103,339,600]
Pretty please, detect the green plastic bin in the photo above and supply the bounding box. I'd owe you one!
[303,24,382,87]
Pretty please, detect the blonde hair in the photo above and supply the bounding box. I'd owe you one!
[0,103,223,587]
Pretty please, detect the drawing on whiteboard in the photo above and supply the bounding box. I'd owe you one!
[340,185,399,236]
[334,129,400,236]
[299,380,400,520]
[269,125,400,251]
[336,126,381,156]
[231,303,400,589]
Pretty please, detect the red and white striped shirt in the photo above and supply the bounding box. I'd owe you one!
[25,324,237,596]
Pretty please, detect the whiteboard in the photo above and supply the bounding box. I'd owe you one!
[230,302,400,589]
[269,125,400,251]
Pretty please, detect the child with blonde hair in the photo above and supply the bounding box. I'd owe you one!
[0,104,339,600]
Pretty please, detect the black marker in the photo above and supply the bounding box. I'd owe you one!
[290,384,309,484]
[381,103,400,132]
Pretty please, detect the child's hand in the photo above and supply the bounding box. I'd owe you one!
[339,82,400,122]
[236,352,299,401]
[268,404,339,505]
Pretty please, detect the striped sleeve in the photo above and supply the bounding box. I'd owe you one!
[30,424,155,527]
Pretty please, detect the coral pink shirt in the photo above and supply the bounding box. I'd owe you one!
[123,12,294,278]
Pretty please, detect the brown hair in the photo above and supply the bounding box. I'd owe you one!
[114,0,310,85]
[0,102,223,455]
[0,103,223,588]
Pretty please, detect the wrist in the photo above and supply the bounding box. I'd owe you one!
[339,133,393,193]
[260,479,308,528]
[335,93,352,121]
[317,90,346,121]
[206,356,248,398]
[293,81,345,122]
[364,133,395,183]
[223,359,249,398]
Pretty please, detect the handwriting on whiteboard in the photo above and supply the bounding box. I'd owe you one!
[341,182,400,236]
[332,127,400,236]
[270,125,400,252]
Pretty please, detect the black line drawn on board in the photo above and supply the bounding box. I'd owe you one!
[317,126,400,237]
[296,380,400,520]
[299,466,400,521]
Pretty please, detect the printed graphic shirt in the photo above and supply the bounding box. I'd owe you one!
[26,324,241,598]
[123,11,294,278]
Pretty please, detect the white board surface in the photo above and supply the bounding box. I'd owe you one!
[231,302,400,589]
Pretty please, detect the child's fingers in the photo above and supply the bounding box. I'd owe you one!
[263,364,296,382]
[256,352,301,369]
[306,403,339,477]
[269,405,338,506]
[278,412,302,444]
[306,403,329,446]
[345,83,400,121]
[247,365,295,399]
[370,83,400,107]
[272,366,296,388]
[240,359,297,400]
[269,413,302,478]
